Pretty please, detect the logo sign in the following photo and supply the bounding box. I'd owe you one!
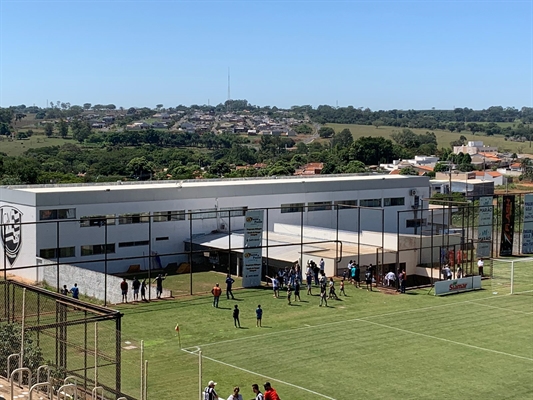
[477,196,493,258]
[434,276,482,296]
[499,195,515,257]
[242,210,264,287]
[1,207,23,267]
[522,194,533,254]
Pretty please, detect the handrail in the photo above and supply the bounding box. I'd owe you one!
[57,383,77,400]
[64,375,78,385]
[10,367,31,400]
[37,365,50,384]
[92,386,104,400]
[29,381,52,399]
[6,354,20,379]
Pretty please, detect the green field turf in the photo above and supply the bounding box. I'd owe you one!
[114,271,533,400]
[0,135,72,156]
[325,123,533,154]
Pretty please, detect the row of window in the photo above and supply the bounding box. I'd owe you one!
[40,199,406,222]
[280,198,406,213]
[40,208,248,224]
[39,237,170,259]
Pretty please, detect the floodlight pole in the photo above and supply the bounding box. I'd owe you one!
[56,221,60,293]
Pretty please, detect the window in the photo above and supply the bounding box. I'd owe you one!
[81,244,115,256]
[384,197,405,207]
[118,240,149,248]
[189,209,217,220]
[281,203,305,213]
[308,201,332,212]
[153,211,186,222]
[80,215,115,227]
[155,236,169,241]
[360,199,381,207]
[118,213,150,224]
[406,219,427,228]
[39,208,76,221]
[334,200,358,209]
[39,247,75,259]
[219,207,248,218]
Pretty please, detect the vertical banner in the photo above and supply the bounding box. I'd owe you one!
[477,197,493,258]
[522,194,533,254]
[499,195,515,257]
[242,210,264,287]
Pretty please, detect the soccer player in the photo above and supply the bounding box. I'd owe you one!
[256,304,263,327]
[233,305,241,328]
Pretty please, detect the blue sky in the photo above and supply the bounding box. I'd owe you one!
[0,0,531,110]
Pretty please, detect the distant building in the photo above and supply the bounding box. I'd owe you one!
[453,141,498,155]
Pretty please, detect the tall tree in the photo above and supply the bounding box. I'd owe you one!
[44,123,54,137]
[58,119,68,138]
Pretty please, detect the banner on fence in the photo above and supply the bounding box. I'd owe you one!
[242,210,264,287]
[522,194,533,254]
[477,196,493,258]
[434,275,482,296]
[500,195,515,257]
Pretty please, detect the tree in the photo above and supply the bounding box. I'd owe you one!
[0,323,44,381]
[318,126,335,138]
[58,119,68,138]
[331,128,353,148]
[399,166,418,175]
[343,160,366,173]
[434,162,449,173]
[372,120,384,129]
[391,128,420,149]
[349,136,397,165]
[127,156,156,180]
[44,122,54,137]
[156,104,164,111]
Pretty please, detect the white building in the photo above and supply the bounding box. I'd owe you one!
[453,141,498,155]
[1,175,430,281]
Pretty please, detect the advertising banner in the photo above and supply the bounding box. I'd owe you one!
[434,276,482,296]
[500,195,515,257]
[477,196,493,258]
[242,210,264,287]
[522,194,533,254]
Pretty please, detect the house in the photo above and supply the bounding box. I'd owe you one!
[453,141,498,155]
[151,121,168,129]
[294,163,324,176]
[126,122,150,130]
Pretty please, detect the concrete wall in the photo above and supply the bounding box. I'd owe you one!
[36,257,171,304]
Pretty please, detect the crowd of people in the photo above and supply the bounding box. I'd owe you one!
[204,380,280,400]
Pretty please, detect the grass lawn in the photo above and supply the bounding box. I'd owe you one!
[114,271,533,399]
[0,135,72,156]
[325,123,533,154]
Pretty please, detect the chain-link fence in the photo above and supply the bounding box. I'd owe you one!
[0,280,132,399]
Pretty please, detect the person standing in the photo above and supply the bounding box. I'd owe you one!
[225,274,236,300]
[340,279,346,296]
[120,278,128,303]
[312,261,320,286]
[286,286,292,305]
[70,283,79,300]
[364,267,373,291]
[227,386,243,400]
[140,279,147,301]
[153,274,166,299]
[251,384,264,400]
[256,304,263,327]
[478,258,484,277]
[442,264,452,280]
[399,269,407,293]
[61,285,70,296]
[319,285,328,307]
[203,380,219,400]
[263,382,280,400]
[132,277,140,301]
[265,276,279,298]
[211,283,222,307]
[233,305,241,328]
[319,258,325,275]
[294,280,301,302]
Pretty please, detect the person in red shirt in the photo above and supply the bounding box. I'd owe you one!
[120,278,128,303]
[211,283,222,308]
[263,382,280,400]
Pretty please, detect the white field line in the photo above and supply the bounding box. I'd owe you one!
[181,347,336,400]
[356,318,533,362]
[467,300,533,315]
[184,293,517,351]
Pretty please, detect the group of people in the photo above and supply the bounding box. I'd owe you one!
[119,273,167,303]
[342,261,375,291]
[204,380,280,400]
[60,283,80,299]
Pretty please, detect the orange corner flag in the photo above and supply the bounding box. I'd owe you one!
[175,323,180,332]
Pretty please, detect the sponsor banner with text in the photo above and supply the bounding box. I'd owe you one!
[477,196,493,258]
[434,276,482,296]
[522,194,533,254]
[242,210,264,287]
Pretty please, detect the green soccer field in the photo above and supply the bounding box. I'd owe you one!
[116,271,533,400]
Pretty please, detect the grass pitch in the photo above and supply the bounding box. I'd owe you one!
[116,272,533,399]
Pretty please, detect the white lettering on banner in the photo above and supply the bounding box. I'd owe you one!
[434,276,482,296]
[477,197,493,257]
[522,194,533,254]
[242,210,264,287]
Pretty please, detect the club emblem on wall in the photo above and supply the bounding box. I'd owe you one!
[1,207,23,267]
